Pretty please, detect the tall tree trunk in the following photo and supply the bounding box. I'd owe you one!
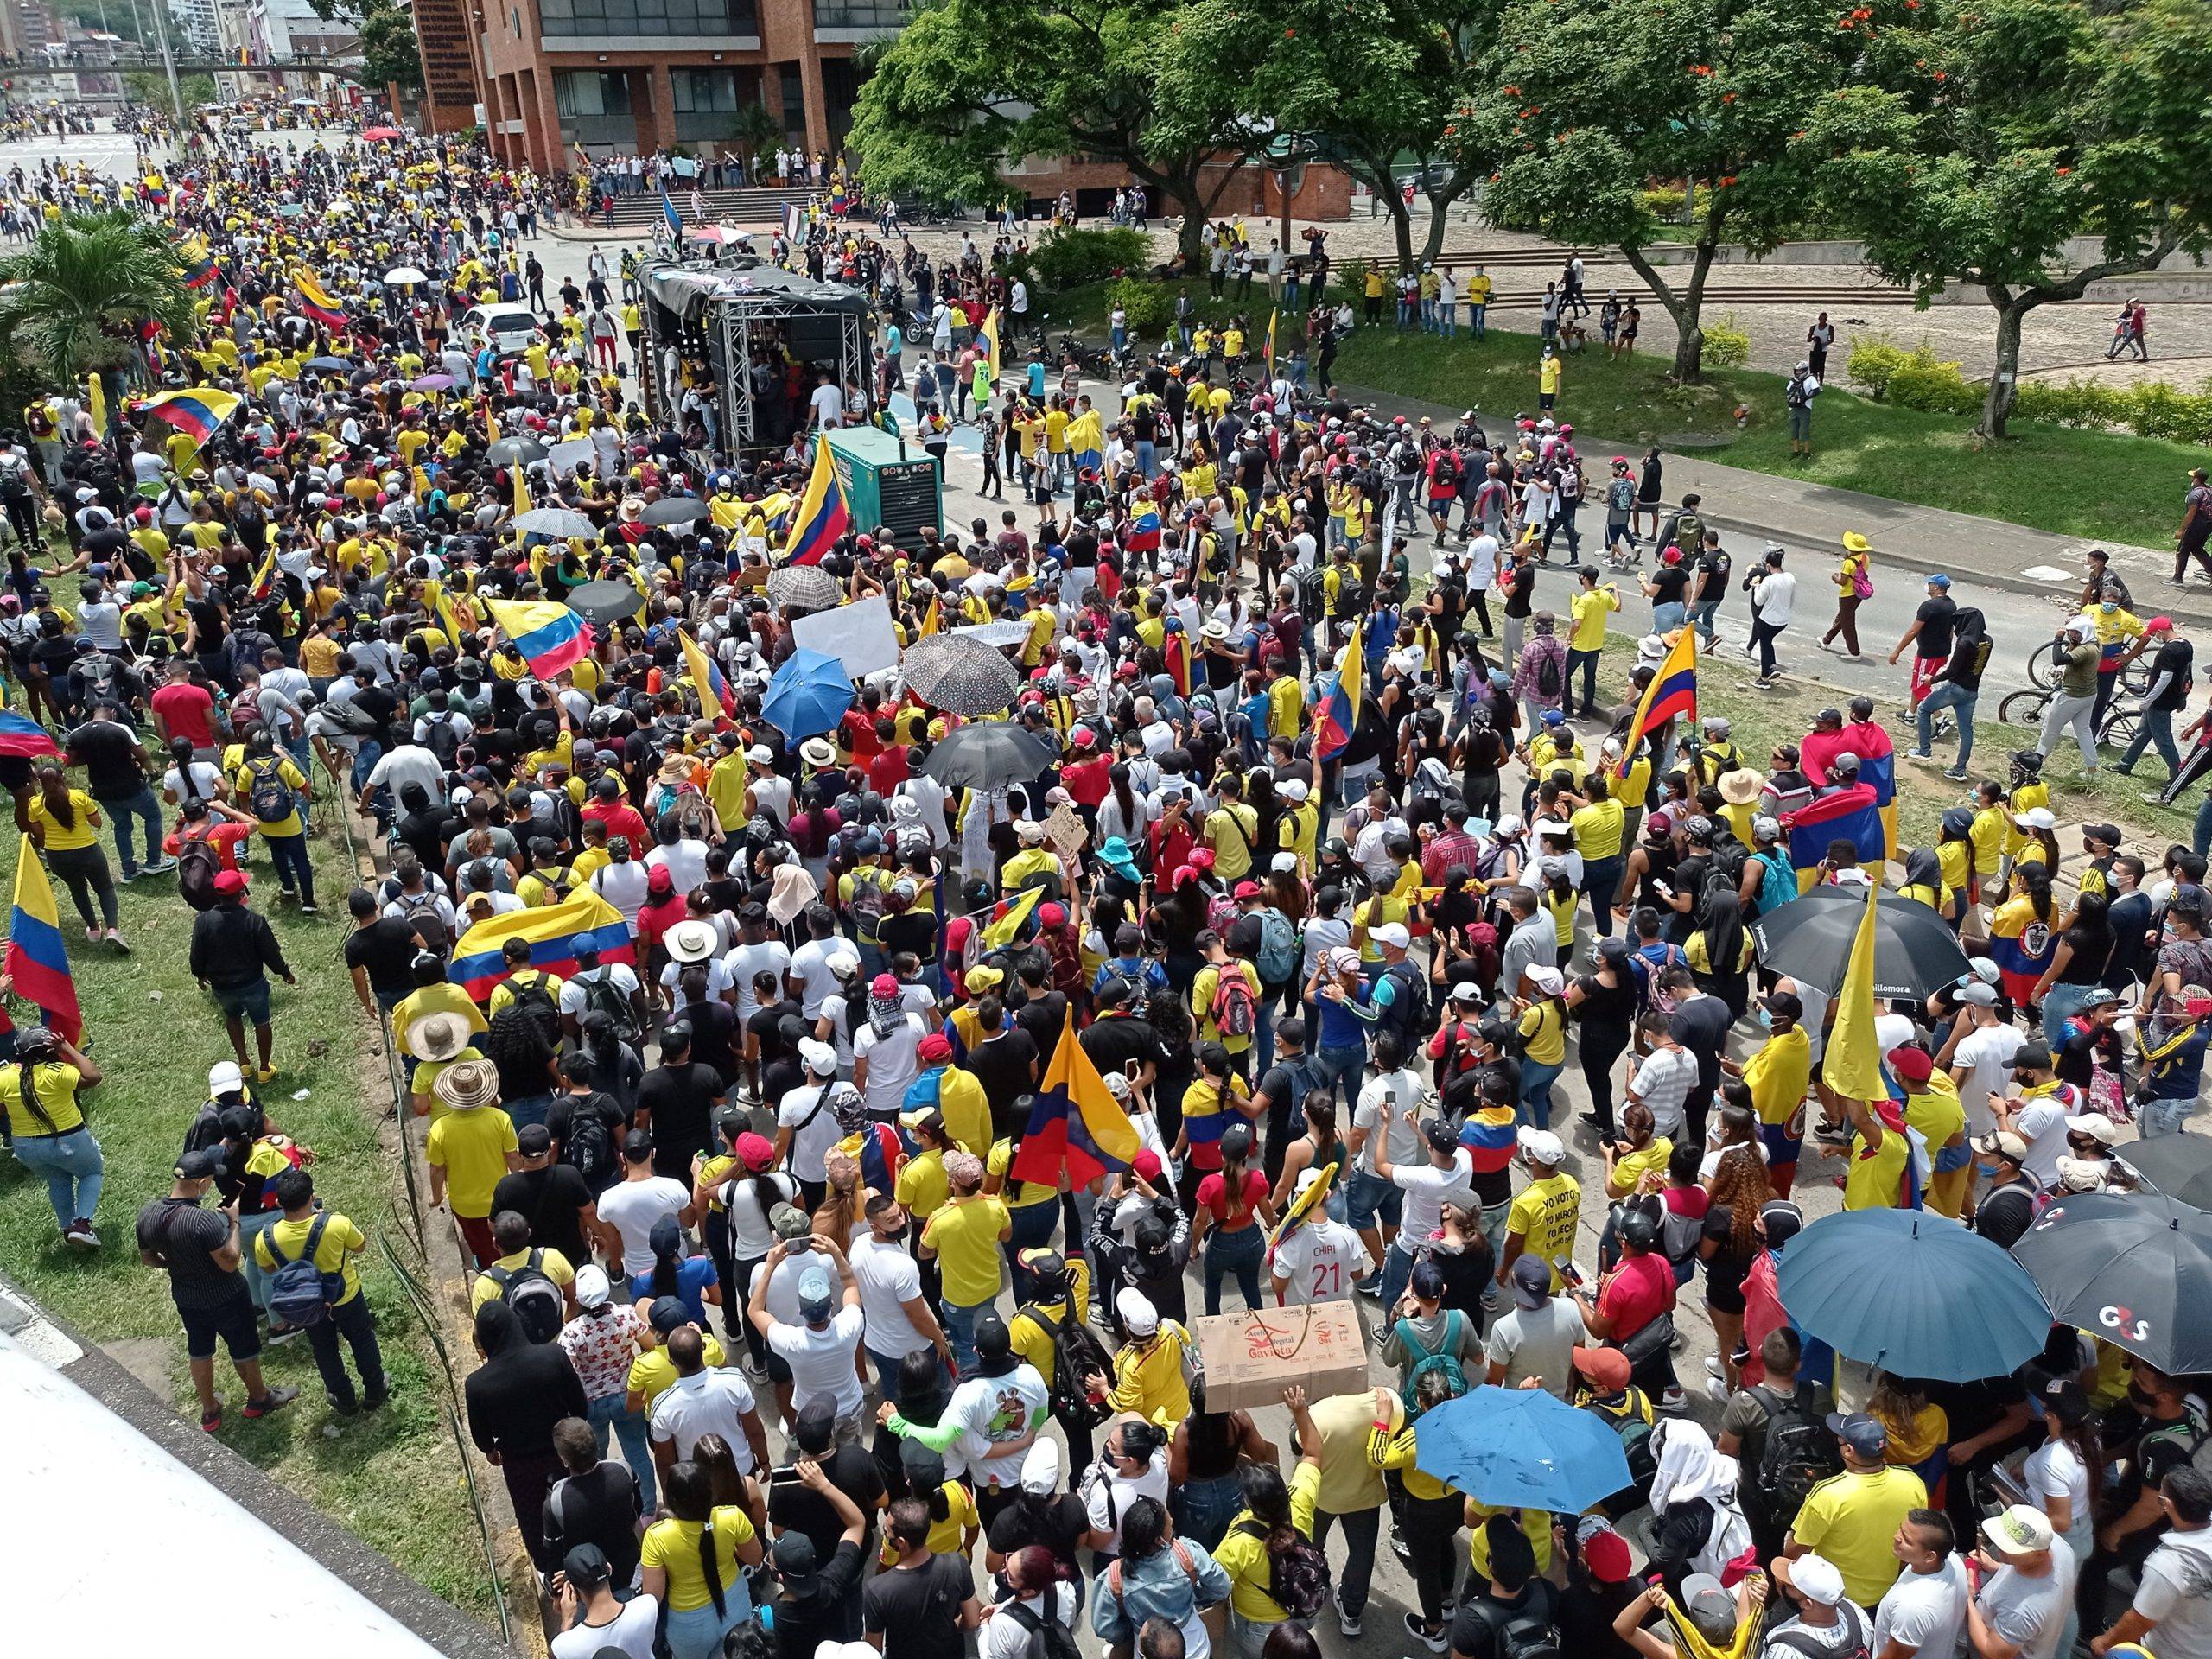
[1619,226,1721,383]
[1418,179,1470,267]
[1979,296,2031,442]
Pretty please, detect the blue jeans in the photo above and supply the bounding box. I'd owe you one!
[665,1592,751,1659]
[2122,708,2183,777]
[1690,597,1722,647]
[12,1126,103,1230]
[2196,793,2212,859]
[942,1297,995,1376]
[265,832,315,905]
[1204,1223,1266,1315]
[870,1345,945,1395]
[100,785,162,877]
[1471,302,1487,339]
[588,1389,658,1515]
[1582,855,1624,938]
[2140,1096,2195,1137]
[1378,1238,1419,1312]
[1915,680,1979,771]
[1651,601,1686,634]
[504,1093,551,1132]
[1135,439,1155,478]
[1440,307,1456,338]
[2041,982,2102,1043]
[1518,1058,1563,1129]
[1309,1042,1366,1105]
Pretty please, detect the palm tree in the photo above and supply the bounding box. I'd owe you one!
[729,102,785,187]
[0,210,196,390]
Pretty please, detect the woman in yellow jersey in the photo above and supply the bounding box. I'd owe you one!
[20,765,123,946]
[1935,808,1978,931]
[1991,863,2060,1011]
[639,1459,765,1658]
[1516,964,1570,1128]
[0,1023,104,1246]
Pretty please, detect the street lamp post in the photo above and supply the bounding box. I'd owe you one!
[147,0,184,119]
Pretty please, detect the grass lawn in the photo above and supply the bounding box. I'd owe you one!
[1042,280,2201,550]
[0,817,501,1622]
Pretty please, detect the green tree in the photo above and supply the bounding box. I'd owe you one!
[1452,0,1917,380]
[848,0,1257,260]
[0,211,195,388]
[1809,0,2212,438]
[300,0,422,92]
[728,102,783,182]
[1174,0,1497,272]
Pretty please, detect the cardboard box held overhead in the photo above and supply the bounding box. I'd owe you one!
[1191,1300,1371,1414]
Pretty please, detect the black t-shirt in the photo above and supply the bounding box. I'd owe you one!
[1944,632,1993,693]
[986,1492,1090,1565]
[1081,1014,1162,1080]
[1669,993,1732,1059]
[676,998,741,1084]
[546,1090,632,1190]
[543,1459,643,1588]
[65,719,143,798]
[1913,595,1958,661]
[134,1197,240,1309]
[2151,638,2196,711]
[750,999,804,1065]
[863,1551,975,1659]
[772,1441,887,1561]
[1971,1179,2040,1249]
[1450,1580,1562,1659]
[1014,988,1069,1057]
[1648,565,1690,607]
[965,1028,1041,1137]
[344,916,421,996]
[638,1061,725,1182]
[772,1538,868,1659]
[1696,548,1732,598]
[491,1163,595,1266]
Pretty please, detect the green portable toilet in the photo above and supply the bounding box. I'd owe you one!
[823,426,943,552]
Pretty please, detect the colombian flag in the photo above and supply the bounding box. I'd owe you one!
[6,836,81,1043]
[182,249,220,290]
[447,892,634,1001]
[1786,781,1886,889]
[1843,718,1899,859]
[917,596,942,637]
[0,713,59,760]
[1458,1102,1519,1175]
[1009,1005,1141,1187]
[1264,307,1278,378]
[484,597,591,679]
[677,626,736,721]
[1163,627,1192,698]
[1126,507,1161,553]
[293,266,345,330]
[1822,876,1885,1106]
[1618,626,1696,778]
[980,307,1001,382]
[1313,618,1364,764]
[138,388,240,446]
[780,435,849,568]
[981,884,1046,950]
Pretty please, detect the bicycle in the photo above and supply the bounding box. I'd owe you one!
[1997,682,2139,752]
[2025,638,2152,696]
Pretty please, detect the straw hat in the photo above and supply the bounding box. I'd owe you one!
[408,1011,471,1063]
[430,1057,500,1112]
[665,919,720,964]
[1718,768,1767,806]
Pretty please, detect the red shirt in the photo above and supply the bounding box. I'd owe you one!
[840,707,882,763]
[152,682,216,748]
[868,747,910,794]
[165,818,254,872]
[1598,1250,1677,1340]
[582,801,650,852]
[1060,753,1112,807]
[1195,1167,1270,1230]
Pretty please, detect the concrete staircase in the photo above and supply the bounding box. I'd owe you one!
[596,184,815,229]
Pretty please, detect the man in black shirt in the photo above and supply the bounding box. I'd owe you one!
[2117,617,2196,779]
[1012,959,1069,1056]
[344,887,421,1016]
[964,1001,1040,1141]
[1449,1514,1561,1659]
[547,1059,632,1197]
[67,696,168,880]
[542,1417,643,1590]
[772,1399,888,1566]
[768,1465,871,1659]
[1889,574,1958,712]
[136,1148,297,1430]
[636,1024,726,1183]
[1666,969,1733,1145]
[492,1125,600,1267]
[864,1496,980,1659]
[188,870,296,1079]
[1968,1130,2041,1249]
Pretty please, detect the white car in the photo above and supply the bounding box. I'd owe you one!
[460,303,542,357]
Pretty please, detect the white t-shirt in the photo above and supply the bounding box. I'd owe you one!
[1976,1548,2077,1659]
[2012,1095,2071,1185]
[1084,1447,1170,1556]
[2133,1527,2212,1659]
[980,1586,1080,1659]
[725,939,791,1022]
[853,1013,926,1119]
[647,1367,760,1469]
[787,938,845,1019]
[659,956,734,1002]
[1355,1069,1424,1174]
[721,1169,799,1261]
[1752,569,1797,626]
[777,1083,842,1182]
[162,760,226,799]
[1273,1217,1366,1306]
[645,839,709,894]
[944,1363,1050,1486]
[851,1233,931,1358]
[1393,1150,1475,1247]
[2023,1439,2089,1529]
[1872,1555,1969,1659]
[766,1303,867,1420]
[590,859,651,925]
[596,1175,690,1268]
[1953,1026,2025,1137]
[560,964,642,1021]
[550,1592,659,1659]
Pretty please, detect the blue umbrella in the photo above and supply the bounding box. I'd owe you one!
[760,647,855,742]
[1413,1386,1632,1513]
[1776,1208,2051,1382]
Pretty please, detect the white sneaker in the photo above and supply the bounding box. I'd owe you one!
[1704,1355,1724,1378]
[1335,1590,1363,1639]
[1706,1376,1732,1403]
[1406,1612,1448,1653]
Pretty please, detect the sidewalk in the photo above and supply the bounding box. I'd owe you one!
[1332,375,2205,625]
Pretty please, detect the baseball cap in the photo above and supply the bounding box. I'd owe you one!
[1967,958,2002,985]
[207,1060,245,1094]
[562,1542,612,1589]
[1982,1503,2056,1555]
[1582,1529,1634,1583]
[918,1032,953,1062]
[1788,1554,1848,1608]
[1371,923,1411,950]
[799,1039,838,1076]
[1132,1148,1164,1182]
[213,868,248,895]
[1424,1117,1460,1154]
[1927,574,1952,589]
[870,973,899,999]
[516,1122,553,1157]
[1517,1127,1565,1166]
[2083,822,2123,848]
[797,1270,836,1321]
[1957,982,1999,1007]
[1974,1129,2030,1162]
[2013,1040,2055,1071]
[769,1202,813,1242]
[2065,1112,2119,1145]
[1572,1345,1631,1391]
[648,1295,693,1336]
[175,1148,220,1181]
[1885,1045,1934,1083]
[1827,1410,1889,1458]
[1510,1253,1554,1306]
[574,1265,611,1309]
[772,1530,819,1581]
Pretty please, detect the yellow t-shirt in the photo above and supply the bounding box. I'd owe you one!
[920,1193,1011,1306]
[1205,804,1260,880]
[877,1478,979,1563]
[1788,1466,1929,1608]
[254,1209,367,1306]
[641,1507,759,1612]
[0,1061,86,1136]
[1570,798,1625,862]
[469,1246,575,1311]
[894,1146,950,1220]
[26,791,99,852]
[987,1136,1059,1210]
[1506,1173,1581,1285]
[425,1106,519,1219]
[392,982,489,1061]
[1744,1026,1812,1127]
[1216,1460,1322,1620]
[1842,1120,1911,1212]
[1193,959,1262,1052]
[235,755,309,838]
[1569,586,1619,651]
[1611,1136,1674,1195]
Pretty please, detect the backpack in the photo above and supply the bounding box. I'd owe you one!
[1462,1592,1563,1659]
[1001,1596,1085,1659]
[266,1212,340,1328]
[392,887,452,957]
[176,835,222,912]
[1769,1603,1872,1659]
[1234,1518,1332,1621]
[504,972,561,1042]
[1851,560,1874,601]
[323,695,378,736]
[562,1098,619,1192]
[1255,907,1299,987]
[1704,840,1750,917]
[1754,849,1798,920]
[1020,1300,1112,1431]
[580,969,641,1046]
[1535,649,1562,699]
[531,865,577,905]
[420,712,463,767]
[1754,1384,1845,1530]
[1375,959,1431,1045]
[246,756,293,825]
[1209,963,1258,1040]
[1586,1387,1661,1490]
[1393,1310,1469,1419]
[488,1249,566,1344]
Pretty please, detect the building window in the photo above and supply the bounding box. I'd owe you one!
[553,68,631,118]
[812,0,906,29]
[538,0,759,36]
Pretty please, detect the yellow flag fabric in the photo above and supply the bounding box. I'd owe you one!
[981,885,1045,950]
[1822,876,1885,1103]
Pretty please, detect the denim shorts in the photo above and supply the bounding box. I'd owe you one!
[1343,1166,1402,1231]
[213,980,272,1026]
[179,1285,261,1362]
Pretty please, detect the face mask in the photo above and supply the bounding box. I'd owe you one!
[1975,1162,2000,1179]
[2102,603,2119,614]
[1758,1006,1774,1028]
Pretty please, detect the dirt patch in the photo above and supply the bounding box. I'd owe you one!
[106,1335,176,1400]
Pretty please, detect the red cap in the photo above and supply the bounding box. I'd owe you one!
[213,869,248,895]
[2147,616,2175,634]
[918,1032,953,1062]
[1582,1529,1634,1583]
[1038,902,1065,928]
[870,973,899,999]
[1886,1045,1934,1083]
[1233,880,1262,899]
[1072,728,1097,747]
[1132,1149,1164,1181]
[736,1131,776,1172]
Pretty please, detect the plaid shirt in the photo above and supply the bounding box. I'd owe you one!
[1422,829,1485,885]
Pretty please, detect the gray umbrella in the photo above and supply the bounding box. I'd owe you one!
[641,496,709,528]
[901,632,1020,717]
[566,578,645,626]
[486,435,549,467]
[766,564,842,611]
[512,506,596,540]
[922,721,1060,791]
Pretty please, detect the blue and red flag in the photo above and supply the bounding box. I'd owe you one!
[780,435,849,568]
[1618,626,1696,778]
[447,893,635,1002]
[483,598,593,680]
[1458,1101,1518,1175]
[1011,1006,1141,1187]
[6,836,81,1043]
[182,251,220,290]
[1786,782,1886,885]
[1313,619,1364,764]
[0,713,59,761]
[1839,717,1898,857]
[1163,627,1192,698]
[137,388,240,446]
[1126,507,1162,552]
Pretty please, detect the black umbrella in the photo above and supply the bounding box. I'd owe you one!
[2010,1192,2212,1374]
[922,721,1059,791]
[2115,1135,2212,1209]
[566,578,645,626]
[1748,886,1969,999]
[902,632,1020,716]
[486,435,549,467]
[303,355,352,375]
[641,497,709,528]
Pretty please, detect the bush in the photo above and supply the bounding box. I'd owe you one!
[1640,186,1688,221]
[1845,335,1913,401]
[1888,358,1982,417]
[1105,276,1173,340]
[2122,381,2212,446]
[2011,377,2126,430]
[1028,226,1149,291]
[1701,312,1751,369]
